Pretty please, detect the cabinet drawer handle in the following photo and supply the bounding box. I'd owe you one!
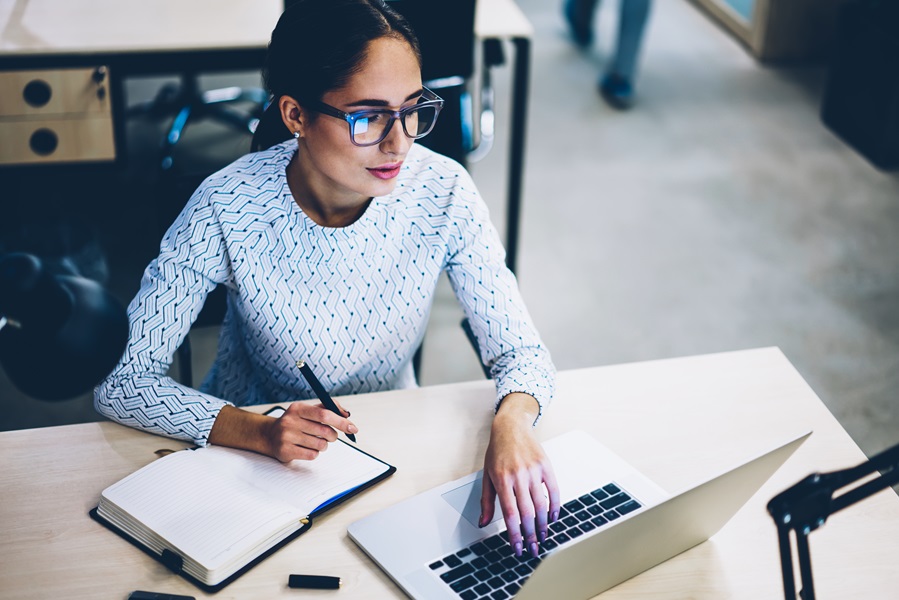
[23,80,52,108]
[29,128,59,156]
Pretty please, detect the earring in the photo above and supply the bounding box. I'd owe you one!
[293,131,300,139]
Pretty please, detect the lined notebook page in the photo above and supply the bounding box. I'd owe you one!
[101,450,301,570]
[205,442,391,513]
[99,442,390,571]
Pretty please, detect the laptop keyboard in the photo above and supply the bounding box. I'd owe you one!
[428,482,641,599]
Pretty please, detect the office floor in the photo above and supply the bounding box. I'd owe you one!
[3,0,898,468]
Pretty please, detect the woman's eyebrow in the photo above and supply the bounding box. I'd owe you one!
[345,88,424,108]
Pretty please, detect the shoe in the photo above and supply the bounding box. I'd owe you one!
[599,73,635,110]
[564,0,594,48]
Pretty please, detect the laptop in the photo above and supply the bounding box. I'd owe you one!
[348,429,811,599]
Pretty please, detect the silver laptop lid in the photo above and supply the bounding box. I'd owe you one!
[516,430,811,600]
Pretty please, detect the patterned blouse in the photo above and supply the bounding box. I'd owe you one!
[95,140,554,445]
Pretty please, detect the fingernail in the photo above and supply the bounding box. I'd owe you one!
[539,530,547,543]
[514,542,523,557]
[348,424,358,434]
[530,542,539,557]
[478,514,486,528]
[551,510,559,523]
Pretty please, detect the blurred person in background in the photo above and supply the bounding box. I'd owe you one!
[564,0,652,109]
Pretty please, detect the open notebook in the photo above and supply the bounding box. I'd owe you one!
[91,435,393,591]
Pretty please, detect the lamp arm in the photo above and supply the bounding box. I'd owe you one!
[767,441,899,599]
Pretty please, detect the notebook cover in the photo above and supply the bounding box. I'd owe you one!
[89,507,313,593]
[309,440,397,518]
[89,420,396,592]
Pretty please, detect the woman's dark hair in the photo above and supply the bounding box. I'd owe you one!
[251,0,421,151]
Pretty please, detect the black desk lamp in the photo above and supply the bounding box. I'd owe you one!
[767,441,899,599]
[0,253,129,401]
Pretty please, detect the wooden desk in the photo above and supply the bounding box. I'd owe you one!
[2,347,898,598]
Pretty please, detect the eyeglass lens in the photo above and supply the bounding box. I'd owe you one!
[351,104,439,145]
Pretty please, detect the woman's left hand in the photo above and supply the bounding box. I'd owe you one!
[479,392,560,558]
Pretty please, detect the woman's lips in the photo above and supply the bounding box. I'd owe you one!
[367,163,403,180]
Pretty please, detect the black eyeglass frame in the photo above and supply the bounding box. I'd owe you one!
[309,87,444,147]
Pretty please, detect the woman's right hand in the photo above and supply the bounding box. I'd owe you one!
[208,402,357,462]
[263,400,358,461]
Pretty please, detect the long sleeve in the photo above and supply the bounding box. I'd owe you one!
[442,169,555,421]
[94,182,233,446]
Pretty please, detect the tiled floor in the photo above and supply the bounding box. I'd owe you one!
[3,0,898,471]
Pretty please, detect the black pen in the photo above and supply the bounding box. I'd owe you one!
[295,360,356,442]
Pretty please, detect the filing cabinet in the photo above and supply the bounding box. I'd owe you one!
[0,67,116,165]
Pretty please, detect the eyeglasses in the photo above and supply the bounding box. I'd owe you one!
[310,87,444,147]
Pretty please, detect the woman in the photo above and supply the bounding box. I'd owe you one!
[95,0,559,558]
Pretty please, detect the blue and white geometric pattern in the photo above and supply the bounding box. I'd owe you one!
[95,141,555,446]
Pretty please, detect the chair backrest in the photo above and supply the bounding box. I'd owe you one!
[388,0,478,164]
[386,0,477,82]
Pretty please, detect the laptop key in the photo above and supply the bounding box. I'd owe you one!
[581,520,596,532]
[484,535,505,550]
[563,498,585,512]
[501,570,518,583]
[484,550,503,564]
[457,548,473,558]
[460,590,478,600]
[562,515,578,527]
[506,582,521,595]
[487,576,505,589]
[574,509,591,522]
[549,521,566,534]
[474,568,492,582]
[579,493,597,505]
[514,564,533,577]
[555,532,571,544]
[600,493,630,510]
[603,483,621,495]
[569,525,584,538]
[475,582,491,595]
[488,562,505,575]
[444,555,463,568]
[428,560,443,570]
[450,575,478,592]
[470,541,490,556]
[501,557,518,569]
[471,556,489,569]
[543,538,559,551]
[439,562,474,583]
[618,500,642,515]
[590,488,610,501]
[587,504,603,515]
[591,514,608,527]
[490,590,509,600]
[604,509,621,521]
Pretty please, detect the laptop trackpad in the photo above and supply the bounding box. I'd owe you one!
[441,473,503,528]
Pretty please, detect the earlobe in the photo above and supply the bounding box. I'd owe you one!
[278,95,305,138]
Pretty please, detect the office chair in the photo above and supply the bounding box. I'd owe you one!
[387,0,500,167]
[128,72,268,172]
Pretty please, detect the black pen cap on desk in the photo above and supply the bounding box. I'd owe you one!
[288,574,341,590]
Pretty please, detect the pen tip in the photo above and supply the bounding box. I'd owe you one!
[295,360,305,368]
